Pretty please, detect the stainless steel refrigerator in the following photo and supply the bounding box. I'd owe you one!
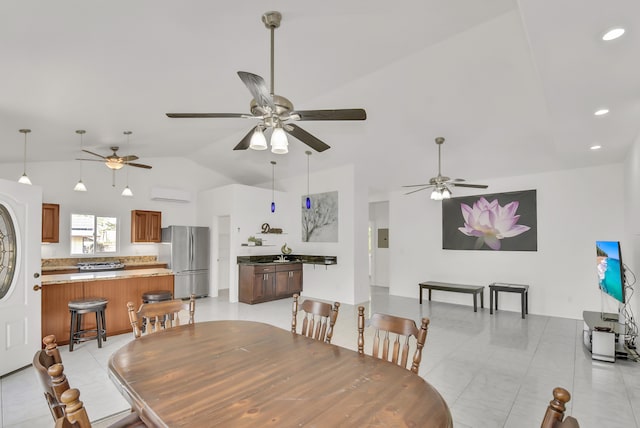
[159,226,210,298]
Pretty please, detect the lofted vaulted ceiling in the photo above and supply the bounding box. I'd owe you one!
[1,1,638,196]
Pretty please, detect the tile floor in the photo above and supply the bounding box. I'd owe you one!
[1,286,639,428]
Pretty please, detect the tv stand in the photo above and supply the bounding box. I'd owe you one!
[583,310,626,362]
[601,312,619,322]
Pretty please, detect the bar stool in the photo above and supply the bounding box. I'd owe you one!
[141,290,173,332]
[68,297,108,352]
[142,290,173,304]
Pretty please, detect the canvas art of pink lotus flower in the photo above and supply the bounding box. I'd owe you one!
[458,197,531,250]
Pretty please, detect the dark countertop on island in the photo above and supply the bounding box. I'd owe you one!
[237,254,337,265]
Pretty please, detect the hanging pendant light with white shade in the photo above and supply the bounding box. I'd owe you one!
[270,160,276,213]
[73,130,88,192]
[17,129,32,185]
[121,131,133,197]
[305,151,311,209]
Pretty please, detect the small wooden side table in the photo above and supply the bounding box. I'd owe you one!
[489,282,529,319]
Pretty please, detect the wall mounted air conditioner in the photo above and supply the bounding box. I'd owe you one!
[150,186,192,203]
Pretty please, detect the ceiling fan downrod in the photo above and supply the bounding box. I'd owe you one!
[262,11,281,97]
[435,137,444,178]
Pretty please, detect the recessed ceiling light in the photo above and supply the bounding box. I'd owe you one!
[602,28,625,41]
[590,145,602,150]
[594,108,609,116]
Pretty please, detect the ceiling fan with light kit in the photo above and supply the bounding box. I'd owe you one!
[403,137,488,200]
[76,141,152,171]
[166,11,367,154]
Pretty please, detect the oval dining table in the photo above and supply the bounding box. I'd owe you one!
[108,320,453,427]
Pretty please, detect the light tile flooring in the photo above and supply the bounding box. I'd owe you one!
[1,286,639,428]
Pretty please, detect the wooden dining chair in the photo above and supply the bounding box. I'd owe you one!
[540,387,580,428]
[33,335,68,421]
[35,334,146,428]
[291,294,340,343]
[357,306,430,374]
[54,387,147,428]
[127,294,196,338]
[55,388,92,428]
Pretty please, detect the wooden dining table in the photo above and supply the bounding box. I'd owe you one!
[108,320,453,427]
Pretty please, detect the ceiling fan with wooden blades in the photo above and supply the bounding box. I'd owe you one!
[402,137,487,200]
[166,11,367,154]
[76,146,152,170]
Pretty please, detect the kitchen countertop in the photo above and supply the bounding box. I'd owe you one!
[237,254,337,265]
[41,268,173,285]
[41,261,168,273]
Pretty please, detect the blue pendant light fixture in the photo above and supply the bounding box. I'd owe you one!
[271,160,276,212]
[305,151,311,209]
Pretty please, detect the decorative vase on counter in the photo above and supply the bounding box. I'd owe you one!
[281,243,292,255]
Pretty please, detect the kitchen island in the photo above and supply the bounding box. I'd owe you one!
[41,268,174,345]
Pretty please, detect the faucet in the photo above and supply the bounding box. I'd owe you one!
[277,255,287,262]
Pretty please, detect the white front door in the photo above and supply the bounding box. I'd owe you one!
[0,178,42,376]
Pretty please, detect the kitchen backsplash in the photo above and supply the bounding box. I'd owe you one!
[42,255,158,267]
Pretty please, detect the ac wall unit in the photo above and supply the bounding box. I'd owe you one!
[150,186,192,203]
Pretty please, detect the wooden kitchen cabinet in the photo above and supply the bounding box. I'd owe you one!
[41,280,84,345]
[275,263,302,297]
[42,203,60,243]
[41,274,174,345]
[84,279,134,336]
[239,263,302,304]
[239,264,275,304]
[131,210,162,243]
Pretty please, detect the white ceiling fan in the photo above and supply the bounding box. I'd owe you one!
[403,137,488,200]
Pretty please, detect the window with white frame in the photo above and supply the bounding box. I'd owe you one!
[70,214,118,255]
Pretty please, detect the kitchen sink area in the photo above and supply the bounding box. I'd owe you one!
[236,254,337,266]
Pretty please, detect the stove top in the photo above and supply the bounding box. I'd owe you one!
[77,261,126,271]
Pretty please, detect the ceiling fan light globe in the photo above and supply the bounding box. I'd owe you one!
[249,128,268,150]
[106,160,125,170]
[18,173,32,185]
[441,188,451,199]
[74,180,87,192]
[121,186,133,197]
[430,189,441,200]
[270,127,288,154]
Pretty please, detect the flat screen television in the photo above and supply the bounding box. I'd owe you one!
[596,240,625,304]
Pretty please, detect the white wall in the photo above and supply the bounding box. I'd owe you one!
[0,157,232,259]
[389,163,625,320]
[199,183,292,302]
[278,164,368,305]
[201,165,367,306]
[624,135,640,323]
[369,201,390,287]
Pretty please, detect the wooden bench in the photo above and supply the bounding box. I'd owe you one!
[489,282,529,319]
[419,281,485,312]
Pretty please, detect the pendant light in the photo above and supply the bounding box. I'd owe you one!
[73,130,88,192]
[17,129,32,185]
[305,151,311,209]
[270,160,276,212]
[121,131,133,197]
